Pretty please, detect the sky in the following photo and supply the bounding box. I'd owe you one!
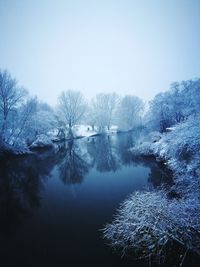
[0,0,200,106]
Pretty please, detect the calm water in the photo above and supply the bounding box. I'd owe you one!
[0,133,178,267]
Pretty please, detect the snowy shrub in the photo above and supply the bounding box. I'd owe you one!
[130,131,162,156]
[113,115,200,262]
[132,116,200,179]
[103,191,200,260]
[130,141,154,156]
[163,117,200,174]
[30,134,54,149]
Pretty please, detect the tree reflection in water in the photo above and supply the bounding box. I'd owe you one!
[116,130,143,165]
[0,134,172,237]
[87,135,120,172]
[0,149,65,235]
[58,139,90,184]
[0,156,42,235]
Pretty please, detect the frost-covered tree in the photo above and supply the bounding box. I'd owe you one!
[116,95,144,131]
[147,78,200,132]
[57,90,87,132]
[88,93,118,132]
[33,101,57,136]
[0,70,27,138]
[180,78,200,116]
[14,99,58,147]
[84,106,97,131]
[147,92,172,132]
[11,98,37,146]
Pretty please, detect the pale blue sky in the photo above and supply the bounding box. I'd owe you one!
[0,0,200,106]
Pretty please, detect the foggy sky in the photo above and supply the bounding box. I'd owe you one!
[0,0,200,106]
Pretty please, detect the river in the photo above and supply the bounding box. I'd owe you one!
[0,132,175,267]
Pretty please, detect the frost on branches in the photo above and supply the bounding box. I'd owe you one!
[103,191,200,261]
[103,93,200,262]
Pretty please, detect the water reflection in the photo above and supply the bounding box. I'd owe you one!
[116,132,136,165]
[58,139,90,184]
[0,133,172,236]
[87,135,120,172]
[0,147,69,235]
[0,154,47,235]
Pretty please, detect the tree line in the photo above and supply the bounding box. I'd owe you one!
[0,68,199,150]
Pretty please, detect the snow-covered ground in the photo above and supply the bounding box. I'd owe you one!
[104,116,200,262]
[73,125,97,137]
[0,125,120,154]
[131,116,200,180]
[74,125,119,137]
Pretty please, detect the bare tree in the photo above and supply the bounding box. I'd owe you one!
[12,98,37,146]
[57,90,87,131]
[0,70,27,136]
[89,93,118,132]
[117,95,144,131]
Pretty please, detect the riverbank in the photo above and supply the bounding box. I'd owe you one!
[0,124,121,156]
[103,116,200,264]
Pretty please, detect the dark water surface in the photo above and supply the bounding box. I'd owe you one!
[0,133,177,267]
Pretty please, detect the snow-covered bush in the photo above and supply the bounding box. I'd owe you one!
[131,116,200,176]
[130,131,162,156]
[156,116,200,174]
[105,115,200,262]
[146,79,200,132]
[29,134,54,149]
[103,190,200,260]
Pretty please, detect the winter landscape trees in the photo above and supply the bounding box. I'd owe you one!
[103,78,200,264]
[146,79,200,132]
[57,90,87,129]
[116,95,144,131]
[0,68,199,157]
[0,69,147,153]
[0,70,57,152]
[0,70,27,141]
[87,93,118,132]
[0,67,200,265]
